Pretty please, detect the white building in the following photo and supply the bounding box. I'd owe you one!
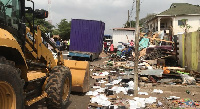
[147,3,200,35]
[112,28,135,48]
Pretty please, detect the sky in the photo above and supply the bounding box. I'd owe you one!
[27,0,199,35]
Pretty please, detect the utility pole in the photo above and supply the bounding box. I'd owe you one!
[134,0,140,96]
[128,10,130,23]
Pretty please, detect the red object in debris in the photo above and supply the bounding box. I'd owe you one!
[149,76,156,83]
[195,102,199,106]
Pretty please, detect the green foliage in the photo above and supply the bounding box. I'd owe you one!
[52,29,60,35]
[36,19,54,33]
[140,13,156,27]
[124,20,136,28]
[56,19,71,40]
[179,19,192,33]
[25,13,54,33]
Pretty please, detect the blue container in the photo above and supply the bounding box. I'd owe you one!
[69,19,105,53]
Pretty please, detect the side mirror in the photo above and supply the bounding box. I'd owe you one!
[34,9,48,19]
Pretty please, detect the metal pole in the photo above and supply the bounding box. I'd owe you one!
[134,0,140,96]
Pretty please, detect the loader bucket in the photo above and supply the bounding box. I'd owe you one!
[64,60,90,92]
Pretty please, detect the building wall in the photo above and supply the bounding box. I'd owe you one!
[174,16,200,35]
[112,30,135,48]
[147,16,200,35]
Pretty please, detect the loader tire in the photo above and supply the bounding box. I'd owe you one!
[45,66,72,109]
[0,57,24,109]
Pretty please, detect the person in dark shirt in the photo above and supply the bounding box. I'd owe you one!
[103,41,108,54]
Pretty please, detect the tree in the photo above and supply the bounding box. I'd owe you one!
[25,13,54,33]
[139,13,156,32]
[124,20,136,28]
[56,19,71,40]
[52,29,60,36]
[35,19,54,33]
[179,19,192,33]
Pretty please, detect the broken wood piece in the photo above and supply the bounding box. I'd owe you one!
[92,76,107,79]
[164,67,185,71]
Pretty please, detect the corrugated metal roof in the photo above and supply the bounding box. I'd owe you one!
[113,28,135,31]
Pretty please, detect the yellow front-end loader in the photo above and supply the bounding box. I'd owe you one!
[0,0,89,109]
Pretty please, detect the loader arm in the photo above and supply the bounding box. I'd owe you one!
[25,26,57,68]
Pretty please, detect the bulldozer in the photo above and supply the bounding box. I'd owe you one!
[0,0,90,109]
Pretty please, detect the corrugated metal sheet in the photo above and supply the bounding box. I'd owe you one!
[112,30,135,48]
[69,19,105,53]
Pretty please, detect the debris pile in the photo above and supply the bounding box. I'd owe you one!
[87,53,200,109]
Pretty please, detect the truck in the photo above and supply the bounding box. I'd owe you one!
[68,19,105,61]
[0,0,89,109]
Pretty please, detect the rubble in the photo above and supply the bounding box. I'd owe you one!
[88,43,200,108]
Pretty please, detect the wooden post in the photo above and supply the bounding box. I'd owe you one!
[134,0,140,96]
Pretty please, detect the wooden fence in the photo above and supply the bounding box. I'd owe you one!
[177,31,200,72]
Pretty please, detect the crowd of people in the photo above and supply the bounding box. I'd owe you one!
[48,37,70,51]
[103,39,135,61]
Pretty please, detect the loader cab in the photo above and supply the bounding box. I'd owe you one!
[0,0,21,29]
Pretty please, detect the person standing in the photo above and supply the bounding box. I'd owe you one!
[103,41,108,54]
[110,42,114,54]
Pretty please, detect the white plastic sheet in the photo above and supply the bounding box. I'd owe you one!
[138,92,149,95]
[180,74,196,85]
[152,89,163,94]
[129,97,157,109]
[166,96,180,100]
[110,86,128,94]
[90,94,111,106]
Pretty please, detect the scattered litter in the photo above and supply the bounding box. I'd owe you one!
[166,96,180,100]
[98,80,107,83]
[86,91,99,96]
[111,79,122,85]
[100,71,109,76]
[158,101,163,106]
[110,86,128,94]
[138,92,148,95]
[180,74,196,85]
[90,94,111,106]
[129,97,157,109]
[172,98,199,108]
[152,89,163,94]
[93,86,101,89]
[128,81,134,89]
[110,71,117,73]
[87,43,200,109]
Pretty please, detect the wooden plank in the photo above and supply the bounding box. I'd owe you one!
[198,32,200,72]
[191,32,198,70]
[91,76,107,79]
[177,34,184,67]
[164,67,185,70]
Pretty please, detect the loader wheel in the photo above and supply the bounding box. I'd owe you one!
[45,66,72,109]
[0,57,24,109]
